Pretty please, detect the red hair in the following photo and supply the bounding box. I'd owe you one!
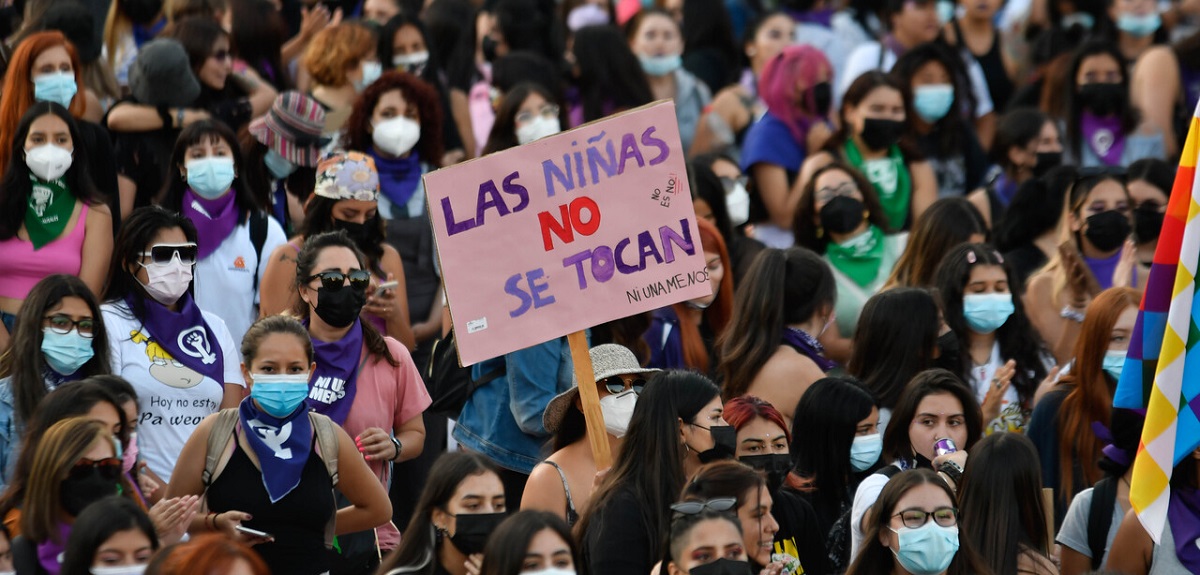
[157,534,271,575]
[0,31,86,176]
[670,218,733,372]
[342,71,444,169]
[723,395,792,444]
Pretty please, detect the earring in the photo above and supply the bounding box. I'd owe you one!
[816,226,824,238]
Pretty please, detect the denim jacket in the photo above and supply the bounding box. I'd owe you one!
[453,337,576,474]
[0,377,17,491]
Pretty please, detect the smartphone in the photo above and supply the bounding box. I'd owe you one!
[235,525,272,539]
[374,280,399,298]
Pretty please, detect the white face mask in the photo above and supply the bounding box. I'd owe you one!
[393,51,430,75]
[26,143,73,181]
[90,565,148,575]
[137,259,193,305]
[598,389,637,438]
[372,116,422,157]
[516,116,561,145]
[523,569,575,575]
[726,181,750,226]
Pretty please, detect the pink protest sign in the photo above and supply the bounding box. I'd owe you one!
[425,101,711,366]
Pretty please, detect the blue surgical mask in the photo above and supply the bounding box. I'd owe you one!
[850,432,882,472]
[185,156,236,199]
[1103,349,1127,381]
[961,293,1014,334]
[1117,12,1161,38]
[33,72,78,109]
[1061,12,1095,30]
[913,84,954,123]
[264,148,297,180]
[890,522,960,575]
[41,327,94,375]
[638,54,681,77]
[356,61,383,92]
[250,373,311,417]
[936,0,955,24]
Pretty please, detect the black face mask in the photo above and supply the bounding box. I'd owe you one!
[1084,210,1132,252]
[932,331,960,373]
[312,285,366,328]
[809,82,833,117]
[860,118,904,150]
[1133,205,1165,243]
[123,0,163,25]
[449,512,506,555]
[1078,83,1125,117]
[1033,151,1062,178]
[819,195,866,235]
[689,558,755,575]
[739,453,793,493]
[481,36,499,63]
[61,469,119,517]
[332,218,371,253]
[695,425,738,464]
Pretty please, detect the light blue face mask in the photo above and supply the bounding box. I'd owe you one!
[264,148,297,180]
[936,0,955,24]
[890,522,960,575]
[1061,12,1095,30]
[185,156,236,199]
[41,327,94,375]
[913,84,954,123]
[1103,349,1127,381]
[961,293,1015,334]
[356,61,383,92]
[1117,12,1161,38]
[850,433,882,472]
[33,72,78,109]
[638,54,682,77]
[250,373,311,417]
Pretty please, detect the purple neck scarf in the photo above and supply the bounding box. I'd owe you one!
[370,148,423,216]
[305,319,364,424]
[993,173,1017,207]
[130,293,225,386]
[882,35,909,60]
[36,522,71,575]
[239,397,313,503]
[789,8,834,27]
[182,189,239,260]
[1081,112,1126,166]
[1084,249,1124,291]
[1169,487,1200,572]
[781,327,837,372]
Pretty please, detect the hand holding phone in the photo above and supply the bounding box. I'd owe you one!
[235,525,273,539]
[374,280,399,298]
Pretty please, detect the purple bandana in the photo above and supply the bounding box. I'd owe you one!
[305,319,364,424]
[882,35,909,59]
[182,189,239,260]
[1084,249,1125,291]
[36,522,70,575]
[789,8,834,27]
[781,327,837,372]
[239,396,313,503]
[1168,487,1200,572]
[370,148,422,217]
[1080,112,1126,166]
[130,293,225,386]
[993,173,1017,207]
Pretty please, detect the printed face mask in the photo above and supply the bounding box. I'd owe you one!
[250,373,311,417]
[41,327,94,375]
[599,390,637,438]
[961,292,1015,334]
[850,433,882,472]
[393,51,430,75]
[373,116,422,157]
[185,157,236,199]
[25,144,73,181]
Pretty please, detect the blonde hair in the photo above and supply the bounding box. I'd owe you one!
[22,418,114,543]
[302,23,374,87]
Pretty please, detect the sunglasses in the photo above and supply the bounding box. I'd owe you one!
[307,270,371,292]
[670,497,737,516]
[43,314,96,338]
[600,376,647,395]
[139,243,198,267]
[70,457,123,482]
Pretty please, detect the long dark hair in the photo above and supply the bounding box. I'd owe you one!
[102,206,199,320]
[890,42,977,158]
[848,288,939,411]
[478,511,578,575]
[884,197,987,289]
[827,71,921,162]
[0,275,111,425]
[718,248,835,400]
[995,166,1072,253]
[161,119,265,214]
[60,496,159,575]
[678,460,768,566]
[377,14,443,89]
[846,468,993,575]
[575,371,721,571]
[793,161,890,251]
[1065,40,1139,163]
[934,243,1048,406]
[990,108,1048,173]
[788,377,876,523]
[297,195,386,272]
[230,0,291,90]
[483,82,558,155]
[958,433,1051,575]
[881,369,983,464]
[680,0,737,87]
[0,101,99,240]
[571,25,652,123]
[292,231,399,367]
[342,71,445,169]
[380,452,499,574]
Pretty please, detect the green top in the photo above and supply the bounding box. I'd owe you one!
[843,139,912,231]
[826,230,908,337]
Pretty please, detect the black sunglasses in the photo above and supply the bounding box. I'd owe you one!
[71,457,123,482]
[139,243,198,267]
[600,376,647,395]
[307,270,371,292]
[671,498,738,516]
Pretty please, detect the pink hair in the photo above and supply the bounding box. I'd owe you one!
[757,44,832,145]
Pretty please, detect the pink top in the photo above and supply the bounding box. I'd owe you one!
[342,336,432,550]
[0,203,87,299]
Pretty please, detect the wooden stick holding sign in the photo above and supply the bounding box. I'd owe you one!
[567,330,612,469]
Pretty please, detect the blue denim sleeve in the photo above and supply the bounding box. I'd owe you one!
[505,339,568,437]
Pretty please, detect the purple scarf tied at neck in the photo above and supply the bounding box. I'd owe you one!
[1080,112,1126,166]
[370,149,423,216]
[36,522,71,575]
[305,319,364,424]
[129,293,225,386]
[1169,487,1200,572]
[182,189,239,260]
[781,327,838,372]
[239,396,313,503]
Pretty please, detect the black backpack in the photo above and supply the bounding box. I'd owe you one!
[424,330,502,416]
[1086,476,1119,569]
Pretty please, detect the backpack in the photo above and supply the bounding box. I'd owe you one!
[1086,476,1119,570]
[424,330,503,416]
[249,211,268,292]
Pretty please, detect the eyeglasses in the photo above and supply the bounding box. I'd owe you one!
[515,104,560,125]
[307,270,371,292]
[670,498,738,515]
[815,181,860,204]
[210,49,231,61]
[892,506,958,529]
[139,243,198,267]
[600,376,647,395]
[70,457,123,482]
[43,314,96,338]
[719,175,748,194]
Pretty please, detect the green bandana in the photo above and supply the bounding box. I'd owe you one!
[843,140,911,231]
[826,225,885,287]
[24,176,75,250]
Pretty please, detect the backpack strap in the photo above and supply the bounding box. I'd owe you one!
[308,412,340,486]
[1087,476,1119,570]
[202,409,240,488]
[249,211,269,292]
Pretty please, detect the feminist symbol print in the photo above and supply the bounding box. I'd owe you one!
[178,327,217,365]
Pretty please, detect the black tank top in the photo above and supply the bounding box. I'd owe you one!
[952,20,1015,112]
[207,438,335,575]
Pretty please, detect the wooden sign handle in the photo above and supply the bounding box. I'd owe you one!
[567,331,613,470]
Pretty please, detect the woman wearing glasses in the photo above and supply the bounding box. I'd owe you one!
[483,83,563,154]
[523,344,657,525]
[291,229,430,567]
[100,206,243,481]
[846,468,990,575]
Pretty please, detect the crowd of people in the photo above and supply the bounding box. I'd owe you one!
[0,0,1196,573]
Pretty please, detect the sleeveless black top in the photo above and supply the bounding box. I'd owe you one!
[953,20,1015,111]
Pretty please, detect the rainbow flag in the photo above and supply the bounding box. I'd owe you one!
[1113,101,1200,543]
